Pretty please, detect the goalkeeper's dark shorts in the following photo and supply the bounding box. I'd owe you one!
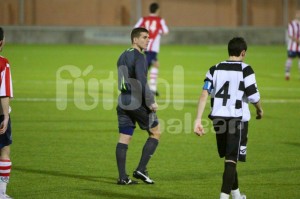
[116,105,159,136]
[213,118,248,162]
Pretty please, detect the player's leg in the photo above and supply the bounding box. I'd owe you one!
[285,58,292,80]
[0,146,11,198]
[215,119,241,199]
[285,51,295,80]
[116,133,138,185]
[116,106,138,185]
[136,124,160,171]
[0,116,12,198]
[133,107,160,184]
[213,119,233,199]
[220,121,247,199]
[220,160,237,199]
[231,122,248,199]
[297,53,300,79]
[149,61,159,95]
[147,52,160,96]
[231,171,240,197]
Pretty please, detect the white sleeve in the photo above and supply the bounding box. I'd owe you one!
[288,23,293,37]
[160,19,169,34]
[134,18,143,28]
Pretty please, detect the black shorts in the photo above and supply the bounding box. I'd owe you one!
[145,51,158,68]
[287,50,300,58]
[116,105,159,135]
[213,118,248,162]
[0,115,12,149]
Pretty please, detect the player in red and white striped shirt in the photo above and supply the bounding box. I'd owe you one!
[0,27,13,199]
[285,10,300,80]
[135,2,169,96]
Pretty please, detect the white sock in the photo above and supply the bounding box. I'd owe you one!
[220,192,230,199]
[149,67,158,91]
[285,59,292,76]
[0,182,6,195]
[231,188,241,199]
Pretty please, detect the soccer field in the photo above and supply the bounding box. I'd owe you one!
[2,44,300,199]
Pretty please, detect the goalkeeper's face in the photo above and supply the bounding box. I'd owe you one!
[134,32,149,51]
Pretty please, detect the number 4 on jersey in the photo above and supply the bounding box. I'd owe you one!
[215,81,231,106]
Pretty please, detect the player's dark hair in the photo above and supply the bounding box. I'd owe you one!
[131,27,149,43]
[0,27,4,41]
[149,3,159,13]
[228,37,247,56]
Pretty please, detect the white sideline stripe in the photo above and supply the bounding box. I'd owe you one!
[14,98,300,104]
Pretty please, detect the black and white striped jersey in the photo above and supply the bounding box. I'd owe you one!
[203,60,260,121]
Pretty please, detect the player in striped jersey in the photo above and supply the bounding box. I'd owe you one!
[0,27,13,199]
[285,10,300,80]
[134,2,169,96]
[194,37,263,199]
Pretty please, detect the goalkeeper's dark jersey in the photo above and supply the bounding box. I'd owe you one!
[117,48,155,110]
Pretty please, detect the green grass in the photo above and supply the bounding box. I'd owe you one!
[2,44,300,198]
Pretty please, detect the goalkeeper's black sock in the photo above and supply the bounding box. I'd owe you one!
[116,143,128,179]
[136,137,159,172]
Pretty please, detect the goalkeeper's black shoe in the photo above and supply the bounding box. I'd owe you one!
[117,177,138,185]
[133,170,155,184]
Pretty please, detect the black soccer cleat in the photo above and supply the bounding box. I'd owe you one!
[117,177,139,185]
[133,170,155,184]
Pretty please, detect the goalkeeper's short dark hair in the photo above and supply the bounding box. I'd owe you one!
[131,27,149,44]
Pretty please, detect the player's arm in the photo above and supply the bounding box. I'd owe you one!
[194,80,212,136]
[243,65,263,120]
[160,19,169,35]
[194,89,209,136]
[288,35,300,43]
[0,60,13,134]
[134,18,143,28]
[135,55,156,110]
[287,24,300,43]
[0,97,9,134]
[253,100,263,120]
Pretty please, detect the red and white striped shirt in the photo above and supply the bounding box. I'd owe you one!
[135,14,169,53]
[287,19,300,52]
[0,56,13,98]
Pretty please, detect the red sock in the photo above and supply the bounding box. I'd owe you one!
[0,160,11,183]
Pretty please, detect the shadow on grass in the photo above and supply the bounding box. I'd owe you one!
[82,188,174,199]
[13,166,115,183]
[282,141,300,147]
[242,166,300,177]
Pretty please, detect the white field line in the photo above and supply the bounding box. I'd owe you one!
[15,79,300,91]
[13,98,300,104]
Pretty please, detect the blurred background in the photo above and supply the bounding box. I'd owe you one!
[1,0,300,44]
